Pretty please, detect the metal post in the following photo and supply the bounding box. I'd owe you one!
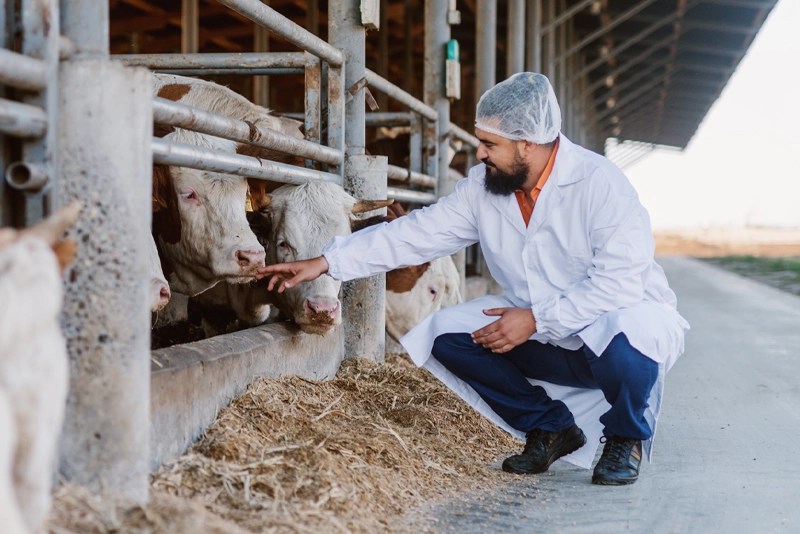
[330,0,387,362]
[507,0,525,76]
[525,0,542,72]
[181,0,199,54]
[253,23,269,107]
[476,0,496,97]
[57,0,150,503]
[543,0,556,79]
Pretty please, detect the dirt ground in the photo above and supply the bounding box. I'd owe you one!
[654,227,800,257]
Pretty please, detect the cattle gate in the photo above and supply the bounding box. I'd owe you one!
[1,0,776,504]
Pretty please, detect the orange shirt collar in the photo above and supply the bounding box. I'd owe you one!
[514,137,560,226]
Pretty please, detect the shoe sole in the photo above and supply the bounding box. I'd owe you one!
[502,431,588,475]
[591,474,639,486]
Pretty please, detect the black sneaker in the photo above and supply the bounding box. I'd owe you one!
[592,436,643,485]
[501,424,587,474]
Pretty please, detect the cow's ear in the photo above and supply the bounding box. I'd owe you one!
[247,178,274,212]
[351,199,394,214]
[152,165,182,245]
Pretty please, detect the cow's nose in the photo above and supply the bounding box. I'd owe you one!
[159,285,171,304]
[304,297,340,315]
[236,248,266,267]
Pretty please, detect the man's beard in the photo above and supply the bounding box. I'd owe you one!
[483,159,529,196]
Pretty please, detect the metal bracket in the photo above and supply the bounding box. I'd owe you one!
[346,77,380,111]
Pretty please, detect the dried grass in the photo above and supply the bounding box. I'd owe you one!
[49,353,519,533]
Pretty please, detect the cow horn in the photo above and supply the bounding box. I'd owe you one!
[26,201,82,245]
[351,199,394,214]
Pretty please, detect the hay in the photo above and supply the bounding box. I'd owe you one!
[50,353,520,533]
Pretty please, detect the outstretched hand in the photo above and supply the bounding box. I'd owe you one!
[256,256,330,293]
[471,307,537,354]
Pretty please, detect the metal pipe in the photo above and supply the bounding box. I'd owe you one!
[449,122,479,148]
[216,0,344,66]
[543,0,556,78]
[476,0,497,96]
[181,0,199,54]
[386,165,437,189]
[152,97,343,165]
[0,49,47,90]
[304,52,322,146]
[5,161,49,191]
[556,0,660,62]
[541,0,596,34]
[152,138,343,185]
[387,187,437,205]
[0,98,47,138]
[153,68,303,76]
[507,0,525,75]
[525,0,542,72]
[365,112,414,127]
[115,51,307,69]
[365,69,439,121]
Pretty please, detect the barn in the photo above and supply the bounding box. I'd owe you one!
[0,0,777,529]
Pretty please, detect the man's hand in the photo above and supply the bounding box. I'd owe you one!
[255,256,330,293]
[471,307,537,354]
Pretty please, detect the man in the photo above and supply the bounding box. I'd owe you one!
[257,72,690,486]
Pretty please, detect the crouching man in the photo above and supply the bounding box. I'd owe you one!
[257,72,690,486]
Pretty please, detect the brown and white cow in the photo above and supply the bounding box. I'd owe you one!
[151,73,304,296]
[192,180,392,336]
[0,202,80,534]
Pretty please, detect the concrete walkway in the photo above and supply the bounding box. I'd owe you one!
[408,256,800,533]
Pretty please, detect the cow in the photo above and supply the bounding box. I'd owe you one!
[192,180,393,336]
[0,202,80,534]
[151,73,305,296]
[148,233,171,312]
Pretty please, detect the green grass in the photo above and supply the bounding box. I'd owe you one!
[700,256,800,296]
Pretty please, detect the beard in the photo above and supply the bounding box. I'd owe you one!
[483,159,529,196]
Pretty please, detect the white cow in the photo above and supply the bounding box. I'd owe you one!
[0,202,80,534]
[192,181,392,336]
[147,233,171,312]
[151,73,304,296]
[385,254,463,343]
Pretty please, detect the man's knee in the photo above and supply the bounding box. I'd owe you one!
[592,333,658,390]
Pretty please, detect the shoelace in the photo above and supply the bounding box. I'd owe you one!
[600,437,633,464]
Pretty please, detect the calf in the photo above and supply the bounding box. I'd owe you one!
[0,202,80,534]
[151,73,304,296]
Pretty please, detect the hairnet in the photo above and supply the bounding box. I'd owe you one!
[475,72,561,144]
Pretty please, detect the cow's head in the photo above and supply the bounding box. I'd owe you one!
[147,233,171,312]
[152,131,266,296]
[250,181,391,335]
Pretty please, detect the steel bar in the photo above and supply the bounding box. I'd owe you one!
[386,164,437,188]
[449,122,479,148]
[115,51,307,69]
[541,0,595,34]
[304,52,321,145]
[216,0,344,66]
[153,68,303,76]
[327,64,345,175]
[476,0,497,96]
[0,48,47,90]
[153,97,342,165]
[181,0,199,53]
[525,0,542,72]
[507,0,525,74]
[5,161,48,190]
[153,138,342,185]
[556,0,659,61]
[387,187,437,205]
[365,69,439,121]
[0,97,47,137]
[365,112,414,127]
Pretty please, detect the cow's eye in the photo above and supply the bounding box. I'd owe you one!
[179,189,199,202]
[276,240,288,249]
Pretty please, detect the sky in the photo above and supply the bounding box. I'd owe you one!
[623,0,800,230]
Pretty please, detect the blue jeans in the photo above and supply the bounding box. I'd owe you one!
[431,332,658,440]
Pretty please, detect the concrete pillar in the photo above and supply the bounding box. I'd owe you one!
[342,154,388,362]
[57,0,151,503]
[330,0,387,361]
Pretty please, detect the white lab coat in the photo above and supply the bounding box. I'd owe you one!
[323,135,690,468]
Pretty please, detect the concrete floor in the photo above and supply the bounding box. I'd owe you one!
[407,256,800,533]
